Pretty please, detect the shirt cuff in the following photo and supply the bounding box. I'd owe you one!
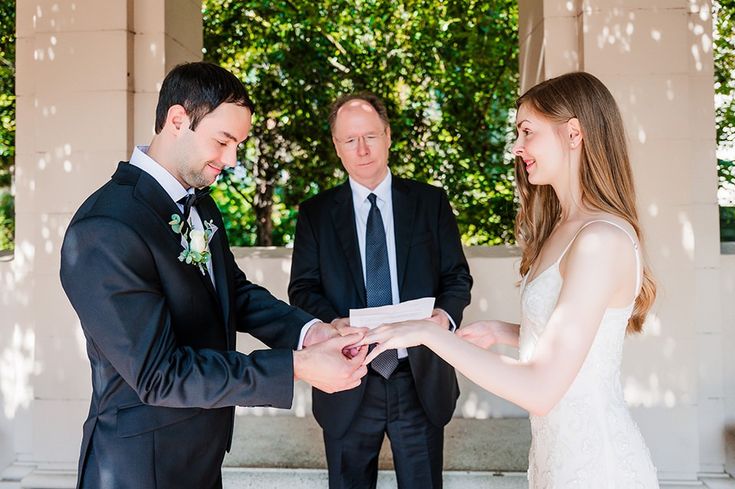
[297,318,321,350]
[436,308,457,332]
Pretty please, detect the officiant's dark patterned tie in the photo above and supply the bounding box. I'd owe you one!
[365,193,400,379]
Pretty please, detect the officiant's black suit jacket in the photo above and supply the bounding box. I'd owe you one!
[288,177,473,437]
[60,162,312,489]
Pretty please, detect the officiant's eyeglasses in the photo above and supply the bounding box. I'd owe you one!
[334,130,387,151]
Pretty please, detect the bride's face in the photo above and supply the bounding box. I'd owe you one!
[511,103,572,187]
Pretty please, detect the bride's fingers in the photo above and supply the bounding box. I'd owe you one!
[356,336,372,347]
[363,344,389,365]
[357,331,386,346]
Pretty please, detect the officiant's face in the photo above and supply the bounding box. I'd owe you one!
[332,100,391,190]
[175,102,252,188]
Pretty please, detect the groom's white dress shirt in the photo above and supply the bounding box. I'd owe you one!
[129,146,316,349]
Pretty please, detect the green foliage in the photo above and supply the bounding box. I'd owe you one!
[0,189,13,252]
[721,206,735,242]
[0,0,14,190]
[203,0,519,246]
[715,0,735,240]
[715,0,735,153]
[0,0,14,252]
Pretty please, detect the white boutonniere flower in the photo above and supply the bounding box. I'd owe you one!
[168,214,218,275]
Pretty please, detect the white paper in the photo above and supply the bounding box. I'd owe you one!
[349,297,435,329]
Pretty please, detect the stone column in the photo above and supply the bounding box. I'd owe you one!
[519,0,723,481]
[3,1,201,485]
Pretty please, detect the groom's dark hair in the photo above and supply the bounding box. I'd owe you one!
[154,62,255,134]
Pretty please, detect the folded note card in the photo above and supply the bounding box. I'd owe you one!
[349,297,435,328]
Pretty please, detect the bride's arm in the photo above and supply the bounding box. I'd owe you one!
[362,223,635,416]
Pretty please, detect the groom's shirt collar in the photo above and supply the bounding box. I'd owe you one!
[129,146,193,203]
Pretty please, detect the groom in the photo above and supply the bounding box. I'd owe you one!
[60,62,366,489]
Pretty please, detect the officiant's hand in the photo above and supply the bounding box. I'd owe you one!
[331,317,369,359]
[294,333,368,393]
[428,309,450,329]
[456,320,519,349]
[456,321,499,348]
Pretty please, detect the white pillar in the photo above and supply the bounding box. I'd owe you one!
[2,0,202,484]
[519,0,723,481]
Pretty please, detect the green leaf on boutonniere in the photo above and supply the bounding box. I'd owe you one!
[169,214,183,235]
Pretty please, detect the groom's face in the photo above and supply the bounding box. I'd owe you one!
[174,102,252,189]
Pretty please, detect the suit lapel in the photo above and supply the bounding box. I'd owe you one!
[128,165,222,309]
[330,183,367,307]
[197,197,230,324]
[392,178,416,295]
[122,163,181,234]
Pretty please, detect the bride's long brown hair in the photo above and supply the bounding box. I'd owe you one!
[514,72,656,333]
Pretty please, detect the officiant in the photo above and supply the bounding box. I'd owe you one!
[288,92,473,489]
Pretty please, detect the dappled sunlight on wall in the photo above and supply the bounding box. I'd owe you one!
[575,2,722,476]
[0,325,39,419]
[689,2,713,73]
[7,0,142,469]
[623,313,697,409]
[1,251,34,431]
[232,248,312,417]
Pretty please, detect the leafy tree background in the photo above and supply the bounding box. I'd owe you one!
[0,1,734,249]
[203,0,519,246]
[714,0,735,240]
[0,1,14,252]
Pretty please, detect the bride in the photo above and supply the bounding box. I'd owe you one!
[358,72,659,488]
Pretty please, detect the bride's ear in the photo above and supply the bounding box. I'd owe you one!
[567,117,583,149]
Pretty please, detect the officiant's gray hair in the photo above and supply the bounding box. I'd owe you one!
[154,62,255,134]
[328,92,391,132]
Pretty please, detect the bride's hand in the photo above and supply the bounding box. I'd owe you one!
[456,320,501,349]
[359,320,442,365]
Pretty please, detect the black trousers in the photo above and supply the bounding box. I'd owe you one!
[323,362,444,489]
[80,432,224,489]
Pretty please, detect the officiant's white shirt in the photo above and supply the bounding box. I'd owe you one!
[350,172,455,359]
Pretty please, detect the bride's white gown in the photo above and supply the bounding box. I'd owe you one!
[519,220,659,489]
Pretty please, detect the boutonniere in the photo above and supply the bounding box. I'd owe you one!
[168,214,218,275]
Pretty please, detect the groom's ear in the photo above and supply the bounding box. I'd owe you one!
[165,105,190,135]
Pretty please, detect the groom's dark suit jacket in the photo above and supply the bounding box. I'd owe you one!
[60,162,312,489]
[288,177,472,437]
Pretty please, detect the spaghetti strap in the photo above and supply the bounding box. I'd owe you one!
[557,219,642,294]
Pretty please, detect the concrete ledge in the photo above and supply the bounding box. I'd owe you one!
[721,242,735,255]
[231,245,522,260]
[19,471,74,489]
[223,416,531,472]
[7,467,733,489]
[222,468,528,489]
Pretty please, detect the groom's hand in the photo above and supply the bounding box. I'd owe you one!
[331,317,369,358]
[293,333,368,393]
[302,321,339,348]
